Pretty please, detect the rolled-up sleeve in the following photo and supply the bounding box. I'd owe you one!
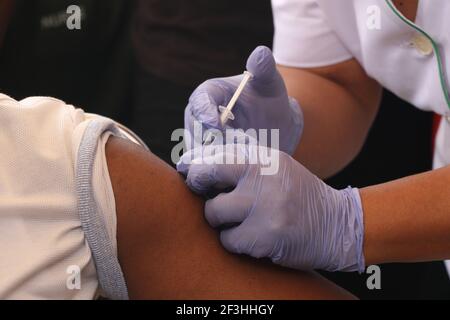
[272,0,352,68]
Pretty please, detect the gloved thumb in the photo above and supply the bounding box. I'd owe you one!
[185,152,249,195]
[246,46,285,96]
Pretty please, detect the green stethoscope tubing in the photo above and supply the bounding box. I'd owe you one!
[385,0,450,111]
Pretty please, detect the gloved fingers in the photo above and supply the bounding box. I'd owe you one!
[185,161,248,195]
[177,141,257,178]
[177,144,231,176]
[177,147,197,176]
[221,225,280,260]
[181,144,252,194]
[205,191,252,228]
[219,225,270,259]
[186,78,239,130]
[219,225,247,255]
[246,46,286,96]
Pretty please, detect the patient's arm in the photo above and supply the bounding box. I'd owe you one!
[106,137,354,300]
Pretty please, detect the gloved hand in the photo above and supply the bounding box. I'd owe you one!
[177,144,366,273]
[184,46,304,156]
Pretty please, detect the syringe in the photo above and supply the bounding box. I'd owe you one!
[203,71,253,145]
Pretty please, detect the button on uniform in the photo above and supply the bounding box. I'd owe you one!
[411,34,434,56]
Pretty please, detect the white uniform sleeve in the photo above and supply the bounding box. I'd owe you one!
[272,0,353,67]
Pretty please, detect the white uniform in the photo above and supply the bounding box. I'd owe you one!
[272,0,450,275]
[0,94,143,299]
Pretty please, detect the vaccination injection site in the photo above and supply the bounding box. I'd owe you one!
[1,0,450,307]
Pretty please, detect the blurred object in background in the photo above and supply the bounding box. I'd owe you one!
[130,0,274,164]
[0,0,15,48]
[0,0,133,120]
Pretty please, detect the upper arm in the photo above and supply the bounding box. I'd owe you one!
[278,59,382,116]
[106,137,354,300]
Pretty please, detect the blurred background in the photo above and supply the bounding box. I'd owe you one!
[0,0,449,299]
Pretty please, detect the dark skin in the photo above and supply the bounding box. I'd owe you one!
[106,137,354,300]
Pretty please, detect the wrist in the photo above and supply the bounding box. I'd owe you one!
[327,187,366,273]
[349,187,366,273]
[284,97,304,155]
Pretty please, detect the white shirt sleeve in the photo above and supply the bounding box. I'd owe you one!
[272,0,353,68]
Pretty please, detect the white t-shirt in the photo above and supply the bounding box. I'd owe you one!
[0,94,142,299]
[272,0,450,275]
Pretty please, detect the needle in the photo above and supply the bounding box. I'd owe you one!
[203,71,253,145]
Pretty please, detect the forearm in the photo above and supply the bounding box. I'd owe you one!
[279,61,381,178]
[361,165,450,265]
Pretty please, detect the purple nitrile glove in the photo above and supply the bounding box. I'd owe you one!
[184,46,304,155]
[177,143,366,273]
